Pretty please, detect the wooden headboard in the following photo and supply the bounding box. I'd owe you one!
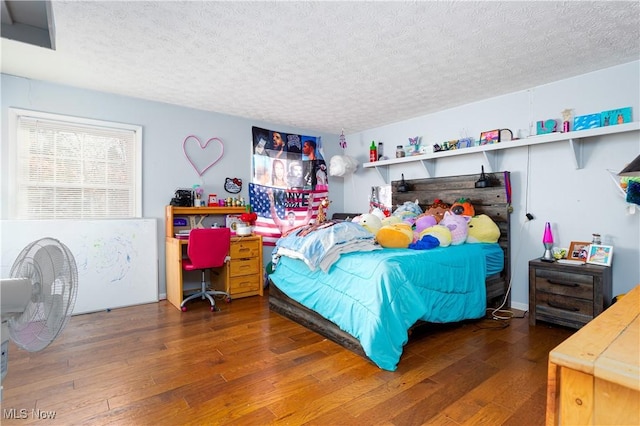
[391,171,512,308]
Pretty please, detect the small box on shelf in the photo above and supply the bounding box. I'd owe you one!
[574,113,601,131]
[601,107,632,127]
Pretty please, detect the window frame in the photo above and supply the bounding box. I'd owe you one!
[7,108,143,219]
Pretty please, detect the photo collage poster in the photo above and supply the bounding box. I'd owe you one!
[250,126,329,245]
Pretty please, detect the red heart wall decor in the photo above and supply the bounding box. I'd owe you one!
[182,135,224,176]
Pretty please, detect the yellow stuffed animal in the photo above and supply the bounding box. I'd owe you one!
[376,223,414,248]
[357,213,382,235]
[420,224,452,247]
[466,214,500,243]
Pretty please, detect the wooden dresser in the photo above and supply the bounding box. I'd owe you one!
[165,206,263,311]
[546,284,639,425]
[529,258,612,329]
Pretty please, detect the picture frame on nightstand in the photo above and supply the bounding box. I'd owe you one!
[568,241,590,261]
[586,244,613,267]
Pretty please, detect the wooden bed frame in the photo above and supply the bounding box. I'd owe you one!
[269,171,512,362]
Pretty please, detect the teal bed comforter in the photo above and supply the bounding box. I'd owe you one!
[270,243,504,371]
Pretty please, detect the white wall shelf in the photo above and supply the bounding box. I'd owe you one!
[363,122,640,183]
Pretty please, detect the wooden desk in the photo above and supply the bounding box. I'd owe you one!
[165,206,264,311]
[546,284,640,425]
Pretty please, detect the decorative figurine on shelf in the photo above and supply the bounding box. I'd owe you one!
[536,119,558,135]
[408,136,421,156]
[561,109,573,133]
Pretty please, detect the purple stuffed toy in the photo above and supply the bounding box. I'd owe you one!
[439,211,470,245]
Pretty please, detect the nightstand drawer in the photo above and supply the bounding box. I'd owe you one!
[529,258,612,329]
[535,291,594,317]
[534,269,594,300]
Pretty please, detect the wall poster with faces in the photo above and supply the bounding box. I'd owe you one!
[250,126,329,245]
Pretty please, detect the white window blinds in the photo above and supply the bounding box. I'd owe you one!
[9,109,142,219]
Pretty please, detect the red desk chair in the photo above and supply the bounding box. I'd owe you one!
[180,228,232,312]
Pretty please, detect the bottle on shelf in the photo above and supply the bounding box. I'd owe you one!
[378,142,384,160]
[369,141,377,162]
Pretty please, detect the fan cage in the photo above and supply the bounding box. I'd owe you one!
[8,237,78,352]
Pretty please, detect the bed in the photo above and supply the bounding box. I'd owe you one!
[269,171,512,371]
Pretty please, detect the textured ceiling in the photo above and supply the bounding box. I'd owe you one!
[1,1,639,134]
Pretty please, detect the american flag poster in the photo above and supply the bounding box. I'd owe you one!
[249,184,329,245]
[250,126,329,246]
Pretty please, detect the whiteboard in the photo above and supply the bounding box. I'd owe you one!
[1,219,158,314]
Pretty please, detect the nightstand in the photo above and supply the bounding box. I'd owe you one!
[529,258,612,329]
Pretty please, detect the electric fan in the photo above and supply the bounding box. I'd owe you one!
[1,238,78,399]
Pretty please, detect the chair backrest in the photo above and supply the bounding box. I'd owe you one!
[186,228,231,269]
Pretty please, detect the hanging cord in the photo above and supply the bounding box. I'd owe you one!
[487,208,530,321]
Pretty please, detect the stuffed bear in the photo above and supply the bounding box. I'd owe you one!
[466,214,500,243]
[439,211,470,245]
[376,223,414,248]
[424,199,451,223]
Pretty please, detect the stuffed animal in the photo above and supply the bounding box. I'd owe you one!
[420,224,452,247]
[376,223,414,248]
[357,213,382,235]
[316,197,331,224]
[466,214,500,243]
[381,215,402,226]
[450,198,475,217]
[424,199,451,223]
[370,207,387,220]
[390,200,422,227]
[409,234,440,250]
[413,214,437,242]
[439,211,470,245]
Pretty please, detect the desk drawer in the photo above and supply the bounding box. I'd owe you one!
[229,258,260,277]
[231,239,260,259]
[229,275,261,293]
[535,269,594,300]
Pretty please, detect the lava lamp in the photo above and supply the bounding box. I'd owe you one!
[541,222,554,262]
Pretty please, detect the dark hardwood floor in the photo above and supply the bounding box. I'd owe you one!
[1,288,573,425]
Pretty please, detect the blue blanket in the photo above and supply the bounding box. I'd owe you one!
[270,243,504,371]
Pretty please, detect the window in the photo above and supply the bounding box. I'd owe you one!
[8,108,142,219]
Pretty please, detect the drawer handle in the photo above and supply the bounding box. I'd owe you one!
[547,301,580,312]
[546,279,578,287]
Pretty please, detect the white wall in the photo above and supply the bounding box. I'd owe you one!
[0,74,343,297]
[3,62,638,310]
[341,61,640,310]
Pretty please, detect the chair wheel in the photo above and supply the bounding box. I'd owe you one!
[181,306,187,312]
[225,297,232,303]
[210,306,215,312]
